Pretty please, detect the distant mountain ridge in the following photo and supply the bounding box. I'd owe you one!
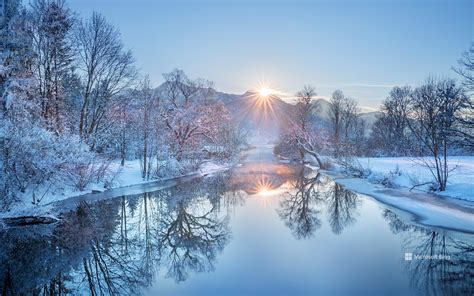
[153,82,382,137]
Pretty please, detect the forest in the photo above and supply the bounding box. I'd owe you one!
[0,0,248,210]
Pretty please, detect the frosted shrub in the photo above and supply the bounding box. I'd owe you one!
[1,122,110,207]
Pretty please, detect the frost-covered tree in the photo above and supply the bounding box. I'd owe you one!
[0,2,111,208]
[136,76,160,179]
[279,85,325,167]
[0,0,37,206]
[31,0,74,133]
[161,69,230,162]
[328,90,364,157]
[74,12,136,146]
[328,89,344,151]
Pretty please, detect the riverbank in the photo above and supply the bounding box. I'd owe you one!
[350,156,474,202]
[316,167,474,234]
[0,159,235,220]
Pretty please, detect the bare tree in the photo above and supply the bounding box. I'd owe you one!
[158,196,230,282]
[283,85,327,167]
[328,90,363,157]
[408,78,470,191]
[279,167,323,239]
[329,89,344,152]
[369,86,412,156]
[453,42,474,93]
[453,43,474,150]
[137,76,159,179]
[74,12,136,144]
[324,182,360,234]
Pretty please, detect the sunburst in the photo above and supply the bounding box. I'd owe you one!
[251,175,275,196]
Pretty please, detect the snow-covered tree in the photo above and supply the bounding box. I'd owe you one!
[0,2,111,208]
[277,85,326,167]
[161,69,230,162]
[74,12,136,146]
[328,90,365,157]
[31,0,74,133]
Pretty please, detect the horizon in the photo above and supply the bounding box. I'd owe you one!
[66,0,472,109]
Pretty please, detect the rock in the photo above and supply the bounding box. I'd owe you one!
[2,216,59,226]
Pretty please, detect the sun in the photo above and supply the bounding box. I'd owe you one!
[258,87,273,98]
[251,175,275,196]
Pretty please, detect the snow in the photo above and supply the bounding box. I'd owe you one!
[314,156,474,233]
[0,159,234,219]
[198,161,233,175]
[320,171,474,234]
[351,156,474,202]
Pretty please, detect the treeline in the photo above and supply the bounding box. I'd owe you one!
[0,0,246,208]
[276,44,474,192]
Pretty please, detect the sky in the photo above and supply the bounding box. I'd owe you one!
[66,0,472,108]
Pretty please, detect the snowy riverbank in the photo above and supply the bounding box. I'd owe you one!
[350,156,474,202]
[312,156,474,234]
[0,159,234,219]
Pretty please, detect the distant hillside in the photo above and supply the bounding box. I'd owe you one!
[153,82,381,139]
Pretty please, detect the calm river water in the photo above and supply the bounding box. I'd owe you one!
[0,146,473,295]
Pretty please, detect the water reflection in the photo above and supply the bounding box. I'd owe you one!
[383,210,474,296]
[0,200,148,295]
[157,194,230,282]
[0,162,472,295]
[279,167,324,239]
[279,167,361,239]
[324,181,360,235]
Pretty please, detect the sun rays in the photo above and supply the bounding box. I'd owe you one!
[251,175,275,196]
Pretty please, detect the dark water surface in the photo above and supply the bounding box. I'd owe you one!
[1,146,473,295]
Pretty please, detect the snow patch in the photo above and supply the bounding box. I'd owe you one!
[344,156,474,202]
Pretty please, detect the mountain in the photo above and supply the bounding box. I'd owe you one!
[214,90,295,143]
[153,82,381,140]
[210,89,383,139]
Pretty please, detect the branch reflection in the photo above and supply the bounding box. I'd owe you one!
[383,209,474,296]
[279,167,324,239]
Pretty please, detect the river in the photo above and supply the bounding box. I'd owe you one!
[0,146,472,295]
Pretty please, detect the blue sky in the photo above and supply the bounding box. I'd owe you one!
[67,0,472,108]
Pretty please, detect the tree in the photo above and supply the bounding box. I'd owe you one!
[137,76,159,179]
[284,85,325,167]
[453,43,474,151]
[454,42,474,93]
[31,0,74,133]
[161,69,229,162]
[74,12,136,145]
[369,86,412,156]
[158,194,230,282]
[324,182,359,234]
[0,1,37,207]
[328,90,364,157]
[329,89,344,152]
[408,78,470,191]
